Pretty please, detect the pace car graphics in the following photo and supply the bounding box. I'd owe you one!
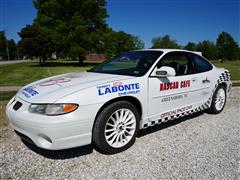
[160,80,190,91]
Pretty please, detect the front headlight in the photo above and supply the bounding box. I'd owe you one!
[29,104,78,115]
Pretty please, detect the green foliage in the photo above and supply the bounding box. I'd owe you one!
[33,0,109,61]
[151,35,180,49]
[0,31,18,60]
[216,32,239,60]
[196,40,218,60]
[184,42,197,51]
[17,0,144,63]
[7,39,18,59]
[0,31,7,59]
[103,30,144,57]
[18,24,53,63]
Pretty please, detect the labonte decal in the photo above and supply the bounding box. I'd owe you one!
[160,80,190,91]
[22,86,39,98]
[97,82,140,96]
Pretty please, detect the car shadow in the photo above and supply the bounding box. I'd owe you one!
[21,140,93,160]
[20,111,204,159]
[138,111,204,137]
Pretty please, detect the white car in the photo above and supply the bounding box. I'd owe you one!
[6,49,231,154]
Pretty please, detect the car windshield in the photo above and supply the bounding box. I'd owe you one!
[88,51,163,76]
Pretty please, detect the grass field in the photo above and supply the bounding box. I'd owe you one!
[0,61,98,86]
[212,61,240,80]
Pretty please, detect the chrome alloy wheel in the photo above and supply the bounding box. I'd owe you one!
[215,88,226,111]
[104,108,136,148]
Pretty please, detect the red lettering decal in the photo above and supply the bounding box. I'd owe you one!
[160,83,164,91]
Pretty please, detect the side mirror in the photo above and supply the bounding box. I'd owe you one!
[153,66,176,77]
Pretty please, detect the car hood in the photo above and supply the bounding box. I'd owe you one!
[17,71,134,103]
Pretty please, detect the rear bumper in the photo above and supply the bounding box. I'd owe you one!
[6,97,99,150]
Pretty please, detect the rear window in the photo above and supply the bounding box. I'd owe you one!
[192,54,213,73]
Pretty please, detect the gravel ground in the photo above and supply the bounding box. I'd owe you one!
[0,87,240,179]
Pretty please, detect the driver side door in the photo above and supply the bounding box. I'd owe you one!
[148,52,204,122]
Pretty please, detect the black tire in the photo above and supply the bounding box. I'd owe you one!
[92,101,140,154]
[207,85,226,114]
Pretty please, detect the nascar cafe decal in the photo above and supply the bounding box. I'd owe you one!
[160,80,190,91]
[22,86,39,98]
[97,82,140,96]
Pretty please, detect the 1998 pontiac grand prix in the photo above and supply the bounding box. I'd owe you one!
[6,49,231,154]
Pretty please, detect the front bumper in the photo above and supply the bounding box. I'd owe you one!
[6,97,98,150]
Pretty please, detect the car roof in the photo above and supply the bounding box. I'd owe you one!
[135,48,202,55]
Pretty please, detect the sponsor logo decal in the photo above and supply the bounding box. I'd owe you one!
[22,86,39,98]
[39,77,71,86]
[160,80,190,91]
[97,82,140,96]
[160,105,192,118]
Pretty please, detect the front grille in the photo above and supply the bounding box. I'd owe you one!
[13,101,22,111]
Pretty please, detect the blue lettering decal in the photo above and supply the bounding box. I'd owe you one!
[22,86,39,97]
[118,85,124,91]
[97,83,140,96]
[124,84,131,90]
[98,89,104,96]
[135,83,140,89]
[111,86,118,92]
[105,87,111,94]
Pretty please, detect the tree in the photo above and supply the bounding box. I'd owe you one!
[216,32,239,60]
[8,39,18,59]
[184,42,197,51]
[102,30,144,58]
[18,24,53,64]
[0,31,7,59]
[0,31,18,60]
[33,0,109,64]
[196,40,218,60]
[151,35,179,49]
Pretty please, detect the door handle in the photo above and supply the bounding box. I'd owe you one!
[202,77,210,83]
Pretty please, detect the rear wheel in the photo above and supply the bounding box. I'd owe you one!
[208,85,226,114]
[92,101,140,154]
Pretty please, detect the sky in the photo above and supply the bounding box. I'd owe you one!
[0,0,239,48]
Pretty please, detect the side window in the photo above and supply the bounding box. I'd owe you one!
[193,54,213,73]
[158,52,193,76]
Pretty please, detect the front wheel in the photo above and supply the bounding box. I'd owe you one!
[208,85,226,114]
[92,101,140,154]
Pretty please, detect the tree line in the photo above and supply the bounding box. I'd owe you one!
[0,0,239,63]
[152,33,240,61]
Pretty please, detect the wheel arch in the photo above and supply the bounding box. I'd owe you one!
[218,82,227,89]
[92,96,143,131]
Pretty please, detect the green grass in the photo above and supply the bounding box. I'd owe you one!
[0,91,17,101]
[0,61,98,86]
[212,61,240,80]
